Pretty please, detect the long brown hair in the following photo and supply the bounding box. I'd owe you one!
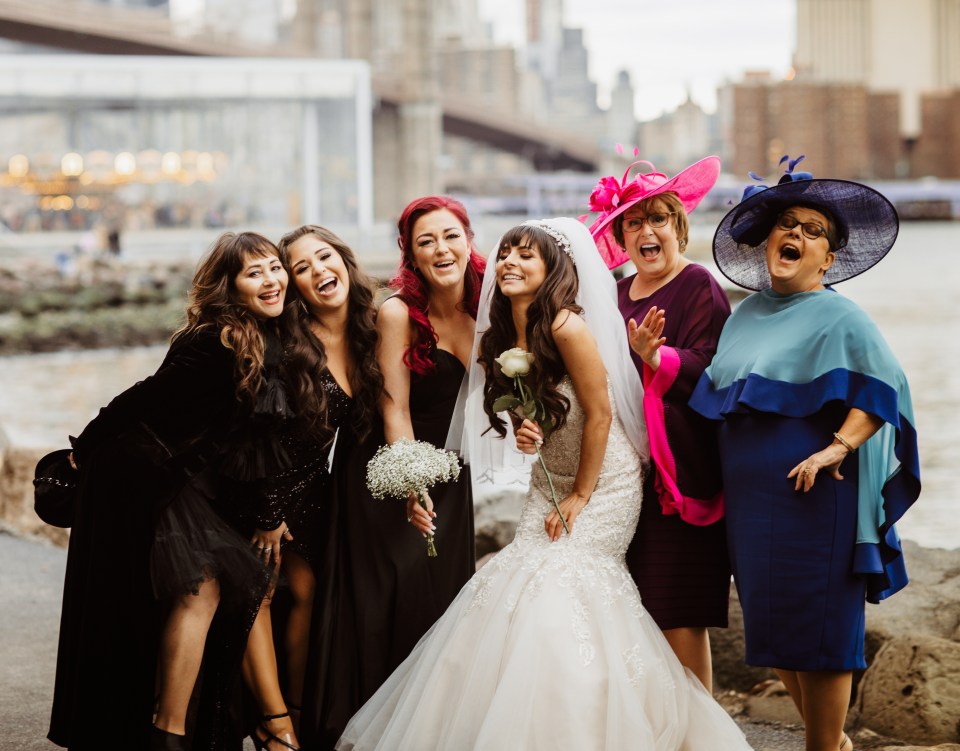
[478,224,581,438]
[174,231,281,403]
[277,224,383,442]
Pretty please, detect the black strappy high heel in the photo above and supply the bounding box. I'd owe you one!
[252,711,300,751]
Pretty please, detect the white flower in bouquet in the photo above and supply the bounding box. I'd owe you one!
[365,437,461,557]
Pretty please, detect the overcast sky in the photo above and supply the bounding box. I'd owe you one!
[477,0,796,121]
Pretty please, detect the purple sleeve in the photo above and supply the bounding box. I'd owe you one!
[640,268,730,523]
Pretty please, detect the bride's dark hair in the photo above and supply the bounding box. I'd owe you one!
[478,224,582,438]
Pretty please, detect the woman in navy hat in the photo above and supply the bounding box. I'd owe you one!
[691,157,920,751]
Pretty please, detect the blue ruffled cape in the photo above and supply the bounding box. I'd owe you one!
[690,288,920,603]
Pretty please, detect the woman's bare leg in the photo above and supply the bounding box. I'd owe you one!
[774,668,805,719]
[243,584,299,748]
[662,626,713,692]
[154,579,221,735]
[796,670,852,751]
[282,551,316,730]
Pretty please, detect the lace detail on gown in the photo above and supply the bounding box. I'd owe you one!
[338,381,751,751]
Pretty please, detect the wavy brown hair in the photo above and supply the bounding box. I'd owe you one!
[277,224,383,443]
[478,224,582,438]
[174,231,281,404]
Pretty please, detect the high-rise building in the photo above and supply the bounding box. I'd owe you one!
[794,0,960,136]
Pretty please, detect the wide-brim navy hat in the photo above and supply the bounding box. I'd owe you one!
[713,159,900,291]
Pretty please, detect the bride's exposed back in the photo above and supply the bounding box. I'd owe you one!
[337,218,751,750]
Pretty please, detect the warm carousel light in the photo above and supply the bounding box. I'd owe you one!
[115,152,137,176]
[61,152,84,176]
[161,151,181,175]
[8,154,29,177]
[52,195,75,211]
[197,152,215,179]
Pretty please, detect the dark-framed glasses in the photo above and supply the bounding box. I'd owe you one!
[622,212,675,233]
[776,214,829,242]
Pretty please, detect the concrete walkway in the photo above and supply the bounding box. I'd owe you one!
[0,530,805,750]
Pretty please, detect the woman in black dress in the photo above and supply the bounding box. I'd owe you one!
[298,197,484,749]
[48,232,294,751]
[242,225,381,744]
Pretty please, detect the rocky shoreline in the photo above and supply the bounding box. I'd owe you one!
[3,455,958,749]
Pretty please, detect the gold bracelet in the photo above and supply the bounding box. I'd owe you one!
[832,432,856,454]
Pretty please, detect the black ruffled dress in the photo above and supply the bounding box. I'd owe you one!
[49,327,278,751]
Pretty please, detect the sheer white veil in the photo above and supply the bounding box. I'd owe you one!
[445,217,649,490]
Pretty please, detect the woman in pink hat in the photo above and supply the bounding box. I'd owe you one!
[586,156,731,691]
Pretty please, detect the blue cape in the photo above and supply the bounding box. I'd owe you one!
[690,288,920,603]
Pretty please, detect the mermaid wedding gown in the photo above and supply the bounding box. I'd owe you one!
[338,381,751,750]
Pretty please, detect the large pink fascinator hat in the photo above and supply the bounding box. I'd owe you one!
[587,155,721,269]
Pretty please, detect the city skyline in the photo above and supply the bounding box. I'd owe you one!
[478,0,796,120]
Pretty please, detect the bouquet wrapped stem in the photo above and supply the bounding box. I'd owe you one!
[416,490,439,557]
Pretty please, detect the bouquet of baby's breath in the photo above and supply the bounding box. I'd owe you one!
[366,437,461,557]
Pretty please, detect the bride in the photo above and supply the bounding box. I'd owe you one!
[337,218,751,750]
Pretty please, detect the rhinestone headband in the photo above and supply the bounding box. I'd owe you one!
[526,221,575,264]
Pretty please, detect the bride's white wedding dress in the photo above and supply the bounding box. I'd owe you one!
[338,381,751,750]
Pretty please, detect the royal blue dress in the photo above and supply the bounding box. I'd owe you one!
[690,288,920,671]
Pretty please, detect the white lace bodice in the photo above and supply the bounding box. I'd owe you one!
[515,378,644,558]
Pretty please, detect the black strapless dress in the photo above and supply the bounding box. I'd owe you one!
[300,348,475,750]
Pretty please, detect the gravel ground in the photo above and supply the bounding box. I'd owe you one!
[0,529,812,750]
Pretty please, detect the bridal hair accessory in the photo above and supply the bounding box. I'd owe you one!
[713,154,900,290]
[523,220,575,264]
[585,154,721,269]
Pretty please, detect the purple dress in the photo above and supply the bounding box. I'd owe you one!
[618,263,732,630]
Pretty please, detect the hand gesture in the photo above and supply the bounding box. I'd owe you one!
[250,524,293,565]
[787,443,848,492]
[406,489,436,536]
[627,306,666,370]
[513,418,543,456]
[544,491,589,541]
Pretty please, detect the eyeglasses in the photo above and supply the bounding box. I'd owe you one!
[776,214,830,243]
[622,212,675,233]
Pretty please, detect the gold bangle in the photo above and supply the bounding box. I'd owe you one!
[833,432,856,454]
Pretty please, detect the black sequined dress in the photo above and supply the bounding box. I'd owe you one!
[300,348,476,750]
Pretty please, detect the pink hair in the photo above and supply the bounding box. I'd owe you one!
[391,195,486,375]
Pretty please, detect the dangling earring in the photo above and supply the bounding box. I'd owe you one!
[299,298,311,317]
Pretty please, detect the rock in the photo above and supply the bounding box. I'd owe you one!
[473,486,525,559]
[858,635,960,745]
[865,541,960,644]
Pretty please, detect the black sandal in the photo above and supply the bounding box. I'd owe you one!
[252,711,300,751]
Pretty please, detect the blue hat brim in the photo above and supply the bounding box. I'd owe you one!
[713,179,900,291]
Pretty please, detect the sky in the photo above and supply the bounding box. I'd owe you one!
[476,0,796,121]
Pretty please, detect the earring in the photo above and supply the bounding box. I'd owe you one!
[299,299,311,316]
[679,239,687,251]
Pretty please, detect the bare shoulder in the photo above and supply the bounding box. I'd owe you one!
[377,296,410,331]
[551,309,589,343]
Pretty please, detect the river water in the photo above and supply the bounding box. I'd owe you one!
[1,221,957,549]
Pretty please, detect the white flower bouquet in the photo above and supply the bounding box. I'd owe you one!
[366,437,461,557]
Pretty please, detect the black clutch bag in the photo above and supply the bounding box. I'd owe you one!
[33,448,79,528]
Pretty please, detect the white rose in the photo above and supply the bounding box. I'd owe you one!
[495,348,533,378]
